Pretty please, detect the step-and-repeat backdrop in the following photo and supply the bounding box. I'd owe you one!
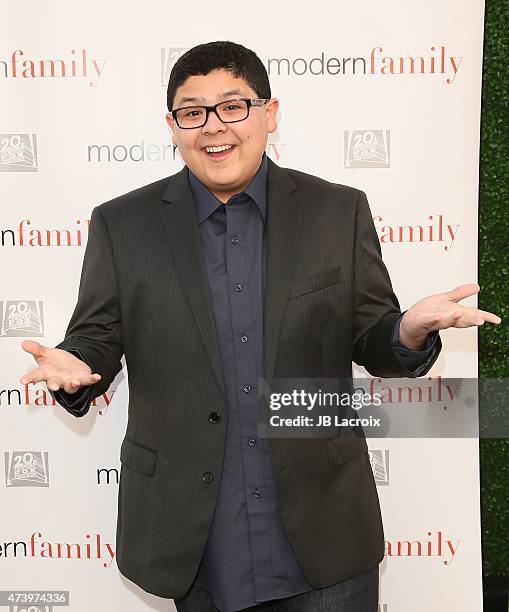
[3,1,485,610]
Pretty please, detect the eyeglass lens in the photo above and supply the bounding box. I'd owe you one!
[176,99,249,128]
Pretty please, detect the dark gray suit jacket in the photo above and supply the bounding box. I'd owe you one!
[56,159,441,598]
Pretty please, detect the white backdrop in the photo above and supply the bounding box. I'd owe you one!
[2,1,485,610]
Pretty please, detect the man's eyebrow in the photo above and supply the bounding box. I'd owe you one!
[217,89,244,99]
[176,96,205,105]
[175,89,246,106]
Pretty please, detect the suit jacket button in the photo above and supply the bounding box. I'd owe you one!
[208,412,221,424]
[202,472,214,483]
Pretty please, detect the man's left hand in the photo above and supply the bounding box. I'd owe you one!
[399,283,502,350]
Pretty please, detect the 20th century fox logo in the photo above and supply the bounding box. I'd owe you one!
[160,48,189,87]
[369,450,390,486]
[0,300,44,337]
[344,130,390,168]
[0,134,38,172]
[5,451,50,487]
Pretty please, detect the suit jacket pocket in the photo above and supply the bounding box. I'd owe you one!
[288,266,341,299]
[120,437,157,476]
[326,435,368,466]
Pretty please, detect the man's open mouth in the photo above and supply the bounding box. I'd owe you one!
[203,144,236,159]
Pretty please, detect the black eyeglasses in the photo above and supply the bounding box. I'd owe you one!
[170,98,269,129]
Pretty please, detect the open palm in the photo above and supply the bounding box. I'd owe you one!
[400,283,501,349]
[20,340,101,394]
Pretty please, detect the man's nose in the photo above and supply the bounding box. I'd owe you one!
[202,109,227,134]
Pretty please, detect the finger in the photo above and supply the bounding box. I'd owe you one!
[79,373,102,386]
[46,376,63,392]
[21,340,47,359]
[59,371,101,393]
[451,307,502,327]
[453,312,492,328]
[64,373,101,390]
[473,309,502,324]
[63,379,81,394]
[421,310,462,330]
[20,367,49,385]
[446,283,480,303]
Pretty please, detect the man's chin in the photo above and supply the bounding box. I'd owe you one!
[202,172,245,194]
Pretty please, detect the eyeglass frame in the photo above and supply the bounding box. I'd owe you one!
[170,98,270,129]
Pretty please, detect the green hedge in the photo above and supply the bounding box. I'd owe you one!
[479,0,509,576]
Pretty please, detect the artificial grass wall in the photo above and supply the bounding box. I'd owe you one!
[478,0,509,576]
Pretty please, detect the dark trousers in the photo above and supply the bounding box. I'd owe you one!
[174,566,379,612]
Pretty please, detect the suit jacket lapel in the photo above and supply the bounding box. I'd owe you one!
[264,159,303,384]
[159,166,226,397]
[158,160,304,398]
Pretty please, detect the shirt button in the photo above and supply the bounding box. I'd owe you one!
[243,385,251,393]
[202,472,214,484]
[241,334,249,343]
[231,235,239,244]
[208,412,220,423]
[234,283,243,292]
[253,488,261,498]
[248,438,256,446]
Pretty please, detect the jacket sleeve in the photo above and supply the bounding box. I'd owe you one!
[351,190,441,378]
[51,206,124,417]
[391,313,441,374]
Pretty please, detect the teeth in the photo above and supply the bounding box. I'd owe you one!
[206,144,233,153]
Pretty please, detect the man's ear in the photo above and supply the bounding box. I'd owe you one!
[266,98,279,134]
[165,113,177,146]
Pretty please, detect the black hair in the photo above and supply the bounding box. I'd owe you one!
[166,41,271,111]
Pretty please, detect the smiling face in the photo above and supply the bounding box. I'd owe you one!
[166,69,279,203]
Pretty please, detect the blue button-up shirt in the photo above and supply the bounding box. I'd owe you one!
[189,155,312,612]
[188,155,438,612]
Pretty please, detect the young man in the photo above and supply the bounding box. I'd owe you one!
[20,42,500,612]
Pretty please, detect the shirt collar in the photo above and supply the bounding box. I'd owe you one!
[188,153,268,224]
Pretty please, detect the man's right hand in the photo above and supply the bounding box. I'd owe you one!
[20,340,102,394]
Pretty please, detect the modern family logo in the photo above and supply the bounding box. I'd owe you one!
[369,376,462,411]
[385,530,460,565]
[0,50,106,87]
[0,383,115,414]
[0,532,115,568]
[88,141,181,163]
[0,220,90,247]
[372,214,460,251]
[87,141,285,163]
[161,46,462,88]
[266,46,463,84]
[97,466,119,486]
